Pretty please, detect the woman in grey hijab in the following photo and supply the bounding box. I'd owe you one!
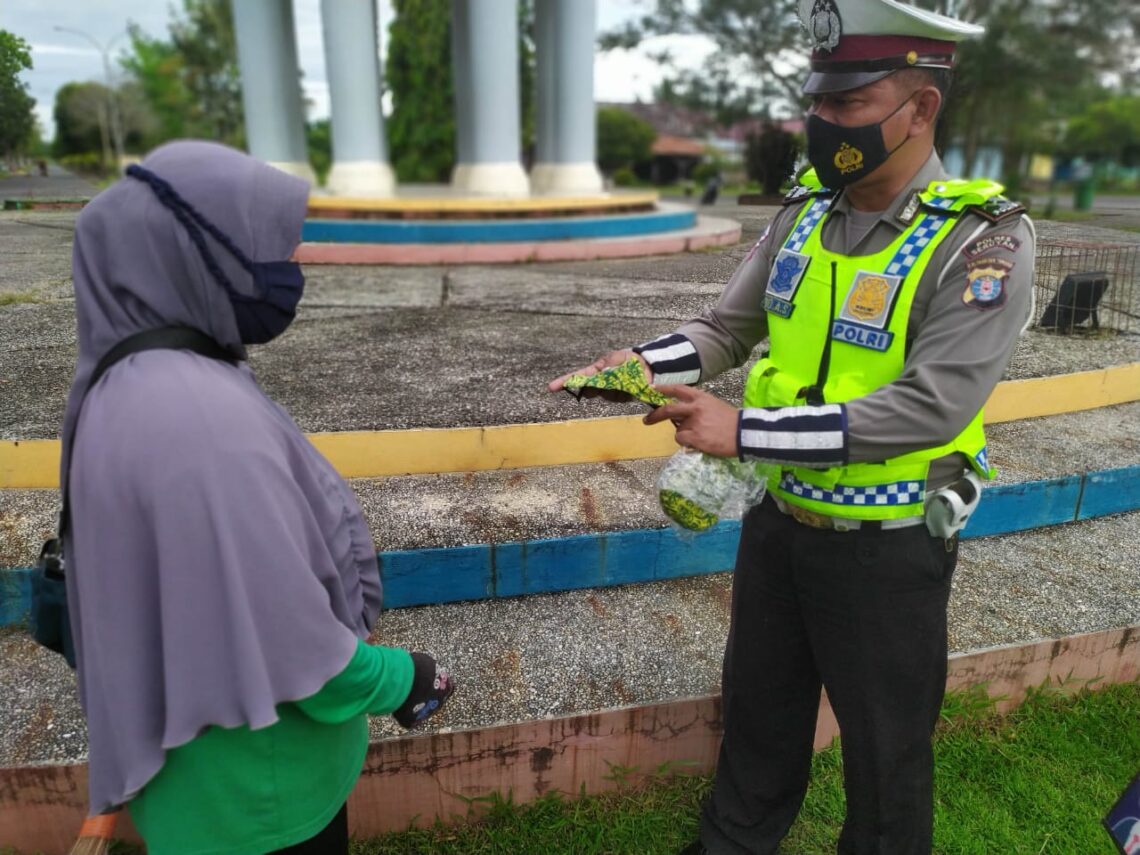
[64,140,454,854]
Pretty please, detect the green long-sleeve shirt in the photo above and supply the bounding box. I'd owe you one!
[128,640,414,855]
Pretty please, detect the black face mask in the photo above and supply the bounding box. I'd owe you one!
[125,164,305,345]
[806,92,917,189]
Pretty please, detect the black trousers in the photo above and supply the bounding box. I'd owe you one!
[271,802,349,854]
[701,497,957,855]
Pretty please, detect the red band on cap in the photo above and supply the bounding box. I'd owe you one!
[813,34,956,63]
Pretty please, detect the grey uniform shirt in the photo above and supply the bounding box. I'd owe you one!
[640,152,1035,488]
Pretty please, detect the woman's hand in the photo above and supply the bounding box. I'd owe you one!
[393,652,456,729]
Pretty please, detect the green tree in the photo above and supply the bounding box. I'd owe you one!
[937,0,1139,186]
[385,0,456,182]
[518,0,536,160]
[603,0,1140,188]
[653,71,755,128]
[745,122,800,195]
[1064,95,1140,166]
[596,107,656,175]
[169,0,243,143]
[599,0,806,111]
[385,0,537,182]
[120,0,243,149]
[122,25,194,144]
[52,81,111,162]
[307,119,332,184]
[52,80,159,166]
[0,30,36,163]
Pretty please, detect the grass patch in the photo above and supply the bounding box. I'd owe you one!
[0,292,46,306]
[17,683,1135,854]
[351,766,709,855]
[1037,209,1098,224]
[354,681,1140,854]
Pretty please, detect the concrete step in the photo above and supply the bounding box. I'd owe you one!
[1,507,1137,768]
[2,402,1137,571]
[1,401,1138,766]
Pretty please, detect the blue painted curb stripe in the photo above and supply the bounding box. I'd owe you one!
[2,466,1138,625]
[958,473,1085,538]
[301,209,697,244]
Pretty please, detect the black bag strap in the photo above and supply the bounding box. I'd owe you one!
[58,326,239,540]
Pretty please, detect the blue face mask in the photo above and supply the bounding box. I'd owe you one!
[228,260,305,344]
[125,165,305,344]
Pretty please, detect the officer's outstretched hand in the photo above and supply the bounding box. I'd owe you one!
[392,652,455,730]
[548,349,650,403]
[645,384,740,458]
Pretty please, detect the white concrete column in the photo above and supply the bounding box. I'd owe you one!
[231,0,315,182]
[320,0,395,196]
[531,0,603,194]
[449,0,474,192]
[450,0,529,196]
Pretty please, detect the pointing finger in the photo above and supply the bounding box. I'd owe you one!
[652,384,700,401]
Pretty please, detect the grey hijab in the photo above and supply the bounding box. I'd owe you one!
[63,141,383,814]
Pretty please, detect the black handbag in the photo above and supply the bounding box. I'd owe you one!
[29,326,237,667]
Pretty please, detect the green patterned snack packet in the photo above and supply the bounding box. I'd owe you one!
[562,357,672,407]
[659,489,719,532]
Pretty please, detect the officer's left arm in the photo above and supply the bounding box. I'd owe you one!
[844,214,1036,462]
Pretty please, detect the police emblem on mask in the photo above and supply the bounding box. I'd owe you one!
[848,276,890,321]
[963,257,1013,309]
[809,0,842,52]
[834,143,864,175]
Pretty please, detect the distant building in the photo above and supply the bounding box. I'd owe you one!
[940,144,1003,180]
[647,134,706,184]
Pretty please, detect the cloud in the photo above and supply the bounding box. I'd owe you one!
[595,33,716,103]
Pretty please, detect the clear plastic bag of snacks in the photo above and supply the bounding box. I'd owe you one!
[656,448,775,532]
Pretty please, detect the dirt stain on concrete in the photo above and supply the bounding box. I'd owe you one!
[579,487,601,527]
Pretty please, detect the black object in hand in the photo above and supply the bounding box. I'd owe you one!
[393,652,456,729]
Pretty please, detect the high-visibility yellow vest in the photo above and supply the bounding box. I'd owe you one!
[743,175,1003,519]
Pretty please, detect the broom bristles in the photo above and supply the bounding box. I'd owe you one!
[68,811,119,855]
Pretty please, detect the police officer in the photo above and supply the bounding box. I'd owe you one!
[550,0,1035,851]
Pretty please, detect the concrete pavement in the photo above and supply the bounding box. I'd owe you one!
[0,179,1137,768]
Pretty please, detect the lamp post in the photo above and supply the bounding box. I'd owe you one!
[54,26,126,170]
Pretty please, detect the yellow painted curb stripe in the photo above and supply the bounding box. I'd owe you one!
[3,364,1138,489]
[984,362,1140,423]
[307,192,658,214]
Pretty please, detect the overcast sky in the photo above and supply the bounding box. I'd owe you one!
[0,0,716,139]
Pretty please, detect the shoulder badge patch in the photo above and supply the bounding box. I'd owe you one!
[969,197,1026,223]
[963,257,1013,310]
[962,233,1022,258]
[782,184,815,206]
[897,191,922,226]
[781,184,835,207]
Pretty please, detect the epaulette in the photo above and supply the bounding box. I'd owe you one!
[965,196,1026,223]
[781,184,836,206]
